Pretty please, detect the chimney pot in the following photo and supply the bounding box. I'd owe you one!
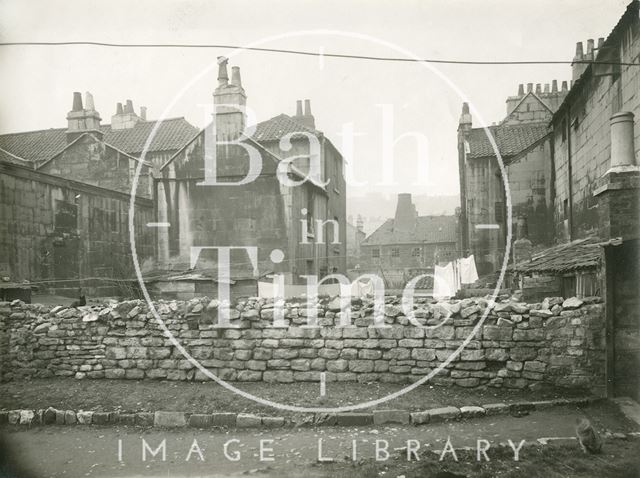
[72,92,83,111]
[561,80,568,91]
[304,99,312,116]
[552,80,558,92]
[84,92,95,111]
[610,111,637,168]
[597,37,604,49]
[586,39,595,60]
[116,102,123,115]
[517,84,524,96]
[140,106,147,120]
[217,56,229,86]
[296,100,303,116]
[124,100,134,114]
[230,66,242,87]
[527,83,533,93]
[462,102,470,114]
[535,83,542,94]
[543,83,550,93]
[574,41,584,60]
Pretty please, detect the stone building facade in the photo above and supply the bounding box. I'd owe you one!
[457,83,568,275]
[154,59,347,298]
[0,92,197,296]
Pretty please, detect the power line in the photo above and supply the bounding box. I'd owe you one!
[0,41,638,67]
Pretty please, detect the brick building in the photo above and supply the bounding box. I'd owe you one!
[153,58,347,298]
[360,193,459,288]
[0,92,197,296]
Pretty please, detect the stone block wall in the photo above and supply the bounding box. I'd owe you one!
[0,295,606,393]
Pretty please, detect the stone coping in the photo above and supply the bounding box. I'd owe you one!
[0,396,600,430]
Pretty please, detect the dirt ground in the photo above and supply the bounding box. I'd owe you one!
[1,378,589,416]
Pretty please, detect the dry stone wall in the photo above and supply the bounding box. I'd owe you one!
[0,295,606,393]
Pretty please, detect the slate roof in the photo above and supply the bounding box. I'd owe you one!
[252,114,319,142]
[465,123,550,160]
[512,236,605,274]
[362,215,458,246]
[0,117,198,164]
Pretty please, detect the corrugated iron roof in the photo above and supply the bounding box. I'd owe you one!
[362,215,458,246]
[0,117,198,163]
[466,123,550,160]
[252,114,319,142]
[512,236,604,274]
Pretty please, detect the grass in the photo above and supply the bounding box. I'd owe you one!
[0,378,589,416]
[305,440,640,478]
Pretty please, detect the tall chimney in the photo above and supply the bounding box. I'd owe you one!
[517,84,524,96]
[66,91,102,142]
[217,56,229,87]
[552,79,558,93]
[296,100,303,117]
[124,99,134,114]
[116,102,123,115]
[610,112,637,169]
[295,99,315,129]
[572,41,587,82]
[585,39,595,61]
[458,102,472,131]
[561,80,568,92]
[394,193,417,233]
[213,59,247,140]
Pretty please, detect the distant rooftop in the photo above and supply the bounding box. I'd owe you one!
[0,117,198,164]
[363,215,458,246]
[465,123,550,160]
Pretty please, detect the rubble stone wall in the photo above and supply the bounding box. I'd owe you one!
[0,295,606,393]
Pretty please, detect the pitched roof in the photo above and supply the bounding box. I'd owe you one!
[252,114,319,142]
[0,117,198,163]
[362,215,458,246]
[512,236,605,274]
[465,123,550,160]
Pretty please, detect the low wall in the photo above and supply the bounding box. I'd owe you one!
[0,295,606,393]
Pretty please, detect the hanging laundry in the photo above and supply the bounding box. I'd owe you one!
[433,262,458,299]
[460,254,479,284]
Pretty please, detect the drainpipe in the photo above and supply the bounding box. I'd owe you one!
[566,107,574,241]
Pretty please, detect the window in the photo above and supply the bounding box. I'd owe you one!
[391,248,400,257]
[55,200,78,232]
[411,247,421,257]
[372,248,380,258]
[563,199,569,220]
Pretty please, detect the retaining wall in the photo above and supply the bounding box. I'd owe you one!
[0,295,606,392]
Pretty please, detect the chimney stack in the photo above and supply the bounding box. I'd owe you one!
[552,80,558,93]
[140,106,147,121]
[296,100,303,116]
[535,83,542,94]
[572,41,588,82]
[66,91,102,142]
[561,80,568,92]
[458,102,472,131]
[111,98,140,130]
[527,83,533,93]
[213,58,247,140]
[585,39,595,60]
[543,83,550,94]
[293,98,316,129]
[394,193,418,233]
[517,84,524,96]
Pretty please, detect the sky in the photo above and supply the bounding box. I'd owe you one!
[0,0,631,198]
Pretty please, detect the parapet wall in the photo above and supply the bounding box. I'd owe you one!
[0,295,606,393]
